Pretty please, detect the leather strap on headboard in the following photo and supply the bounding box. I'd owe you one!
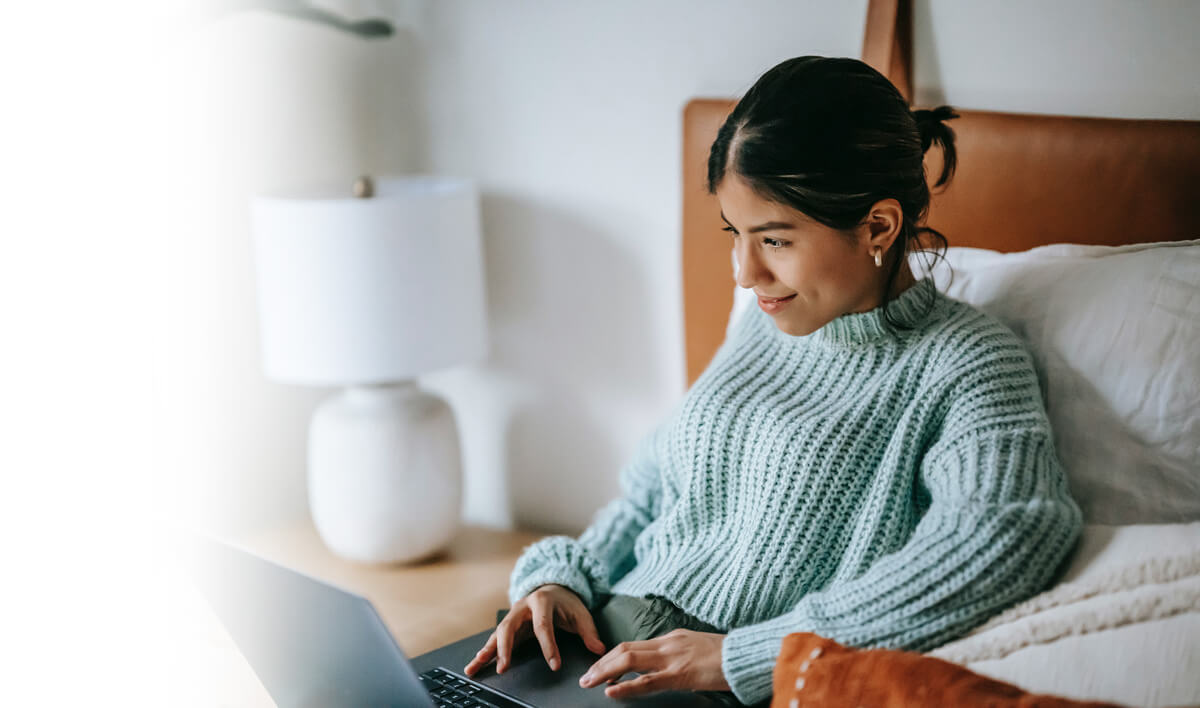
[862,0,912,103]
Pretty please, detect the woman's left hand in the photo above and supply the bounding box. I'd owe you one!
[577,628,730,699]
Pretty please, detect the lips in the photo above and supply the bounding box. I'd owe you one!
[758,294,797,303]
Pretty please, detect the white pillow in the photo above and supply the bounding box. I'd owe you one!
[913,240,1200,524]
[727,240,1200,523]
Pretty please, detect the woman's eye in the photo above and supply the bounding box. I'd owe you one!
[722,226,786,249]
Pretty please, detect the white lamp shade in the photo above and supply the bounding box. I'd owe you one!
[251,176,489,385]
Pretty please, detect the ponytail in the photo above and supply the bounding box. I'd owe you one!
[912,105,960,188]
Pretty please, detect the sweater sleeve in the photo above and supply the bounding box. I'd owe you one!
[720,349,1085,705]
[507,424,666,609]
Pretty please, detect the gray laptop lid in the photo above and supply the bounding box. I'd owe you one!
[186,536,435,708]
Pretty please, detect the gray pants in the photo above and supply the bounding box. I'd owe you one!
[592,593,755,707]
[594,593,723,646]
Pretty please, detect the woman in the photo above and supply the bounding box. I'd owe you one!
[464,56,1083,707]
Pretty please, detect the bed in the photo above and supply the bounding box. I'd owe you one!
[680,1,1200,706]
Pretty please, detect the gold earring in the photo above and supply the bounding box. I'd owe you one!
[872,247,883,268]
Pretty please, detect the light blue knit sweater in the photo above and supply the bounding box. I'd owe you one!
[508,277,1083,705]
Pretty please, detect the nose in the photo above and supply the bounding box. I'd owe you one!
[733,242,771,291]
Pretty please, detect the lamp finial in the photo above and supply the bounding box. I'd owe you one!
[353,175,375,198]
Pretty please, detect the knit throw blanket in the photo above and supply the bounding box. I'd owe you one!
[927,550,1200,664]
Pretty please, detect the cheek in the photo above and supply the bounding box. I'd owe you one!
[774,247,835,286]
[809,242,866,281]
[776,249,863,308]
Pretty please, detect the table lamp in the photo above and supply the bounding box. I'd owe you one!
[251,175,488,564]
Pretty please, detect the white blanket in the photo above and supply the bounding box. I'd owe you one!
[927,523,1200,707]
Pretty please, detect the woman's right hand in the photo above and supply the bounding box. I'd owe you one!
[463,583,606,677]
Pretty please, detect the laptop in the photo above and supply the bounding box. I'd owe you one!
[186,535,731,707]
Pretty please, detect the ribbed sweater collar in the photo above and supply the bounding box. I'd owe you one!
[771,277,941,350]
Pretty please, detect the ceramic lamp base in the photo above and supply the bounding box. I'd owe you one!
[308,381,462,564]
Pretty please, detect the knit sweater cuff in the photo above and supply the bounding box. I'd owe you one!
[722,616,790,705]
[507,563,596,608]
[507,535,611,609]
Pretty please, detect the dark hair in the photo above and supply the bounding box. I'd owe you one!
[707,56,960,333]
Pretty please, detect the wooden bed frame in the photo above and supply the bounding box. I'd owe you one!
[682,0,1200,387]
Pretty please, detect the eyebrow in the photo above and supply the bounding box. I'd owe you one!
[719,211,796,234]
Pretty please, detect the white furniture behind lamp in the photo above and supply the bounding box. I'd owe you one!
[251,175,488,564]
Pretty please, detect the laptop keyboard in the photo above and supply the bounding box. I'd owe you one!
[419,667,530,708]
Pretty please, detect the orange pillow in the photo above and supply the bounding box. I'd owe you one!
[771,632,1129,708]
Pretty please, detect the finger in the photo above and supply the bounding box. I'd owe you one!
[579,649,660,688]
[463,632,497,676]
[605,671,667,699]
[569,607,606,655]
[530,602,561,671]
[601,638,661,652]
[587,637,660,666]
[496,607,527,673]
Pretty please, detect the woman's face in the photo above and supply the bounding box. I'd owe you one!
[715,173,902,336]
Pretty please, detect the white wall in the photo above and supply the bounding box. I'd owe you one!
[146,0,1200,540]
[912,0,1200,118]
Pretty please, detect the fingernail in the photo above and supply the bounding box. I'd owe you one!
[550,657,560,670]
[580,673,592,686]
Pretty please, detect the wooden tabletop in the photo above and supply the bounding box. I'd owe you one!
[174,517,544,706]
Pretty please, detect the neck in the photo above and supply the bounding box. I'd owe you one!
[848,259,918,315]
[887,259,917,301]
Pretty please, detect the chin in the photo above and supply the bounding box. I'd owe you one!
[774,319,818,337]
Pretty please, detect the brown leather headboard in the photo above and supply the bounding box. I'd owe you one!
[682,2,1200,387]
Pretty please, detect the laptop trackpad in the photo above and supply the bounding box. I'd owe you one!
[415,628,729,707]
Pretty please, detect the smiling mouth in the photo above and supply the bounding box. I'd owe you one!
[758,294,797,303]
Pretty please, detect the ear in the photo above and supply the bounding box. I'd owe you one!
[861,199,904,253]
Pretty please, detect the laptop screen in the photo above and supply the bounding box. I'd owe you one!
[185,535,435,708]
